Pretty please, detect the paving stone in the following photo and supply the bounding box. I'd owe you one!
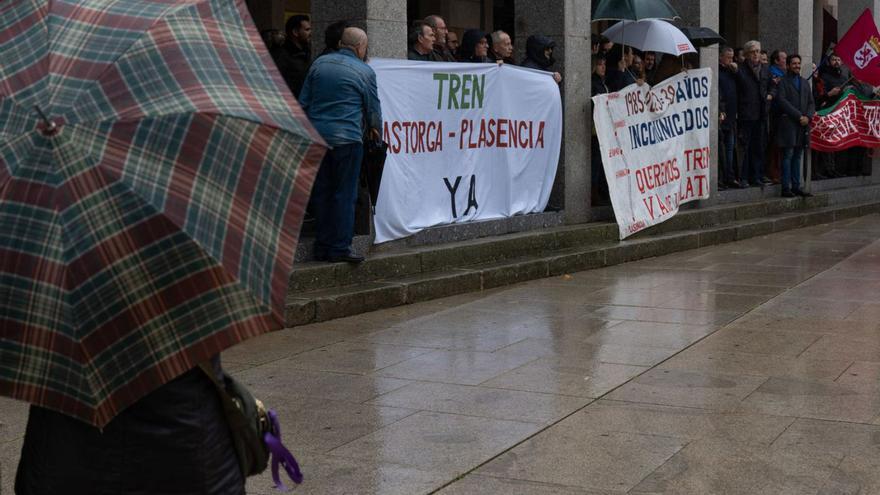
[476,426,686,491]
[737,377,880,423]
[369,382,590,424]
[630,437,841,495]
[374,349,538,385]
[606,368,768,411]
[437,475,609,495]
[576,400,794,446]
[328,411,542,474]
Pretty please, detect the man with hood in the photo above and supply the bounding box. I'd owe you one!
[458,29,491,63]
[270,15,311,98]
[521,35,562,83]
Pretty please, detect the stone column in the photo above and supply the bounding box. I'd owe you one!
[311,0,408,59]
[701,0,721,203]
[514,0,592,224]
[838,0,880,34]
[759,0,814,74]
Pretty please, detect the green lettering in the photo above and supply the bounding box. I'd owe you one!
[448,74,461,109]
[433,73,449,110]
[461,75,471,109]
[472,74,485,109]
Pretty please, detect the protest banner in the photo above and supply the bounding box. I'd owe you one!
[369,59,562,244]
[810,89,880,152]
[592,68,712,240]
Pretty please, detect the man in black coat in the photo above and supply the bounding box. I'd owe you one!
[719,46,743,188]
[775,54,815,197]
[814,53,850,178]
[736,40,771,187]
[270,15,311,98]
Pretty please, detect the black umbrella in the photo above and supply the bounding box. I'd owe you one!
[678,26,726,47]
[592,0,680,21]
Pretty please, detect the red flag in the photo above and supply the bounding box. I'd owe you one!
[836,8,880,86]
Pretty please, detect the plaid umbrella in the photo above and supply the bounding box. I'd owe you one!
[0,0,325,427]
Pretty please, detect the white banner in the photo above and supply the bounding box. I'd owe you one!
[593,68,713,239]
[370,59,562,243]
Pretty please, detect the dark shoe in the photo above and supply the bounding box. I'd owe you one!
[793,189,813,197]
[734,181,748,189]
[762,176,774,185]
[313,253,329,262]
[329,252,365,264]
[814,174,828,180]
[718,183,728,191]
[781,190,796,198]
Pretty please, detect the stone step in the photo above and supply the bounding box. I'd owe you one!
[288,184,880,294]
[285,190,880,326]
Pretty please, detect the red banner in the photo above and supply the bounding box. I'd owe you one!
[810,90,880,152]
[836,8,880,86]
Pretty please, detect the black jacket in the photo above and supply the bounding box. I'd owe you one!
[719,64,738,130]
[408,46,442,61]
[775,73,815,148]
[521,35,556,70]
[433,43,458,62]
[15,357,244,495]
[816,65,850,109]
[271,39,310,98]
[736,61,770,121]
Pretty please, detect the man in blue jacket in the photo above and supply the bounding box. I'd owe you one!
[300,27,382,263]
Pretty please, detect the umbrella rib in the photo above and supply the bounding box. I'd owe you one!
[46,0,217,112]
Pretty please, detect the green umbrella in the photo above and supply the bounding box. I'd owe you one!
[592,0,680,21]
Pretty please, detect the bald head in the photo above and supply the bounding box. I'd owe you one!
[339,27,368,61]
[341,27,367,49]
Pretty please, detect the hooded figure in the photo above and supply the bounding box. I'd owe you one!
[458,29,490,63]
[521,35,556,70]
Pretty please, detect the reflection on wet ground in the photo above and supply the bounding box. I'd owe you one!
[4,216,880,494]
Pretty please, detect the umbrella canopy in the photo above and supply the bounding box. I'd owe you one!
[0,0,325,427]
[679,26,726,47]
[592,0,680,21]
[602,19,697,56]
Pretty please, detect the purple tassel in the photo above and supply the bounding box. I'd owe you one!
[264,409,303,491]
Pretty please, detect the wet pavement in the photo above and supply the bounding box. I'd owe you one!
[4,216,880,494]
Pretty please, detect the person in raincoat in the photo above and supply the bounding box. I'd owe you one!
[16,356,244,495]
[520,35,562,83]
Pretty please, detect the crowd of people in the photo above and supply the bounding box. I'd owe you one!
[405,16,563,84]
[262,14,565,263]
[717,41,875,198]
[588,36,876,204]
[263,16,879,259]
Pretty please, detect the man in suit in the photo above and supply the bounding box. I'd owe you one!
[736,40,772,187]
[775,54,815,198]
